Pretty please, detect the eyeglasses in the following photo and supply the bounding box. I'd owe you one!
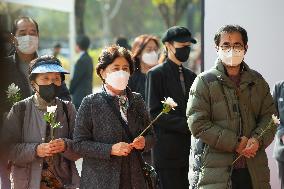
[219,44,244,52]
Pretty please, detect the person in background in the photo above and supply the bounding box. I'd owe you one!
[115,36,131,50]
[73,45,154,189]
[145,26,197,189]
[273,81,284,189]
[0,30,15,189]
[0,17,72,188]
[0,17,41,189]
[53,42,61,58]
[11,16,71,101]
[128,34,160,100]
[128,34,160,167]
[2,55,80,189]
[69,35,93,110]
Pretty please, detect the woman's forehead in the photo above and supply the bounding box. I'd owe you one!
[110,57,129,66]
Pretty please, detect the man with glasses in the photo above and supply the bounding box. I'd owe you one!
[145,26,197,189]
[187,25,276,189]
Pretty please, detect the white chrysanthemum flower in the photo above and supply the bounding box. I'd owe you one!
[6,83,20,98]
[161,97,178,109]
[47,105,57,113]
[272,114,280,125]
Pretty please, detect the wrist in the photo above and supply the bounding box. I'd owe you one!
[35,143,41,158]
[61,138,68,152]
[235,137,241,150]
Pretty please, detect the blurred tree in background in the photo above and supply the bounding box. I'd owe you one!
[152,0,193,28]
[1,0,202,86]
[75,0,86,35]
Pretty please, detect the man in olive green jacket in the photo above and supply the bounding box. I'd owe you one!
[186,25,276,189]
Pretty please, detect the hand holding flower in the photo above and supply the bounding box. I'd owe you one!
[232,114,280,165]
[49,139,65,154]
[235,136,248,154]
[241,138,259,158]
[111,142,133,156]
[36,143,53,158]
[131,136,145,150]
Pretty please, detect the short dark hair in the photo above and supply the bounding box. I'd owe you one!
[12,16,39,35]
[54,42,61,49]
[214,25,248,46]
[29,55,65,81]
[115,36,131,50]
[76,35,90,51]
[96,45,134,81]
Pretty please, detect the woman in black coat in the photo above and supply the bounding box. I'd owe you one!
[73,45,155,189]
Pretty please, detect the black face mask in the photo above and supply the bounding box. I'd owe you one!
[174,46,191,62]
[36,83,60,103]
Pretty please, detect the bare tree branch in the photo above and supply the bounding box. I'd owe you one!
[158,3,171,28]
[175,0,190,25]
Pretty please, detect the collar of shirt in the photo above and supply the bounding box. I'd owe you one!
[79,51,86,59]
[167,58,183,76]
[103,84,129,122]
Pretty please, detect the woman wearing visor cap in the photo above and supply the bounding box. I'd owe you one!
[2,55,80,189]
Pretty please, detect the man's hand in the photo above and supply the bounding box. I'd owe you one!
[241,137,259,158]
[236,136,248,154]
[130,136,145,150]
[111,142,133,156]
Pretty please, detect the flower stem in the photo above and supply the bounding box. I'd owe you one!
[232,119,274,165]
[50,127,54,141]
[232,155,242,165]
[138,111,164,137]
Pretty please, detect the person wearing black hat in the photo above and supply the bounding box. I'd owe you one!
[145,26,197,189]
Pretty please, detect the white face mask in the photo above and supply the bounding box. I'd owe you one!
[218,48,245,67]
[16,35,38,54]
[105,70,130,90]
[142,51,158,66]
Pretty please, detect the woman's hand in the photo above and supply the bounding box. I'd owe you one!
[49,139,66,154]
[36,139,66,157]
[130,136,145,150]
[111,142,133,156]
[36,143,53,157]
